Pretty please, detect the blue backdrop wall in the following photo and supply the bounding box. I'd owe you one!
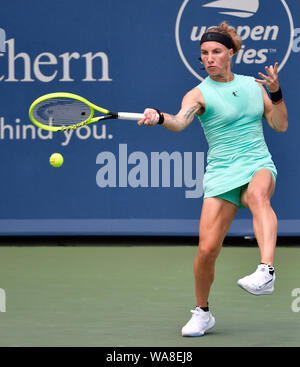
[0,0,299,236]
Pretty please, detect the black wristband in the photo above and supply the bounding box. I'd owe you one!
[270,87,283,104]
[154,109,165,125]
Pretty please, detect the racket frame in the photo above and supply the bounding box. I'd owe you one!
[29,92,117,132]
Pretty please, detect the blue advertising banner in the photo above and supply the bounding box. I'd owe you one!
[0,0,299,236]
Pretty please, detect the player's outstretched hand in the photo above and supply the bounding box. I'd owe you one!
[256,62,280,93]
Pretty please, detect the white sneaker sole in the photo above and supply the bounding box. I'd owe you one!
[237,280,274,296]
[181,316,216,337]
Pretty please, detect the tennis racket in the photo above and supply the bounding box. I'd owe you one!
[29,92,144,131]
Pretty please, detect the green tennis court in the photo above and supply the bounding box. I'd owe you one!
[0,242,299,347]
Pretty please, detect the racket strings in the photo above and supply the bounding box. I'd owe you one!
[32,98,92,127]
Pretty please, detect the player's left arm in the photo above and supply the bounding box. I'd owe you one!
[256,62,288,133]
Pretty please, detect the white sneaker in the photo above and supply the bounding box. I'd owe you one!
[237,264,275,296]
[181,307,215,337]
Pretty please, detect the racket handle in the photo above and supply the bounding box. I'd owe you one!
[117,112,144,121]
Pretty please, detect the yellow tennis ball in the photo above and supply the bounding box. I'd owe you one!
[50,153,64,167]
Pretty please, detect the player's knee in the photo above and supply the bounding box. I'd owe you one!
[196,240,219,262]
[247,188,270,209]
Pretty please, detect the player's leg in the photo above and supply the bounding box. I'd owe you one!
[194,197,238,307]
[182,197,238,336]
[238,169,277,295]
[241,168,276,265]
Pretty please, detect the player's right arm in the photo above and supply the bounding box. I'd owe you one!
[138,88,205,132]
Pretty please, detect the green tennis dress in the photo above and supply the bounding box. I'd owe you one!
[197,74,277,207]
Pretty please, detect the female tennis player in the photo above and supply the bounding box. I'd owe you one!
[138,21,288,337]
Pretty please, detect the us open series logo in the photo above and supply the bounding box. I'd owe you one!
[175,0,294,80]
